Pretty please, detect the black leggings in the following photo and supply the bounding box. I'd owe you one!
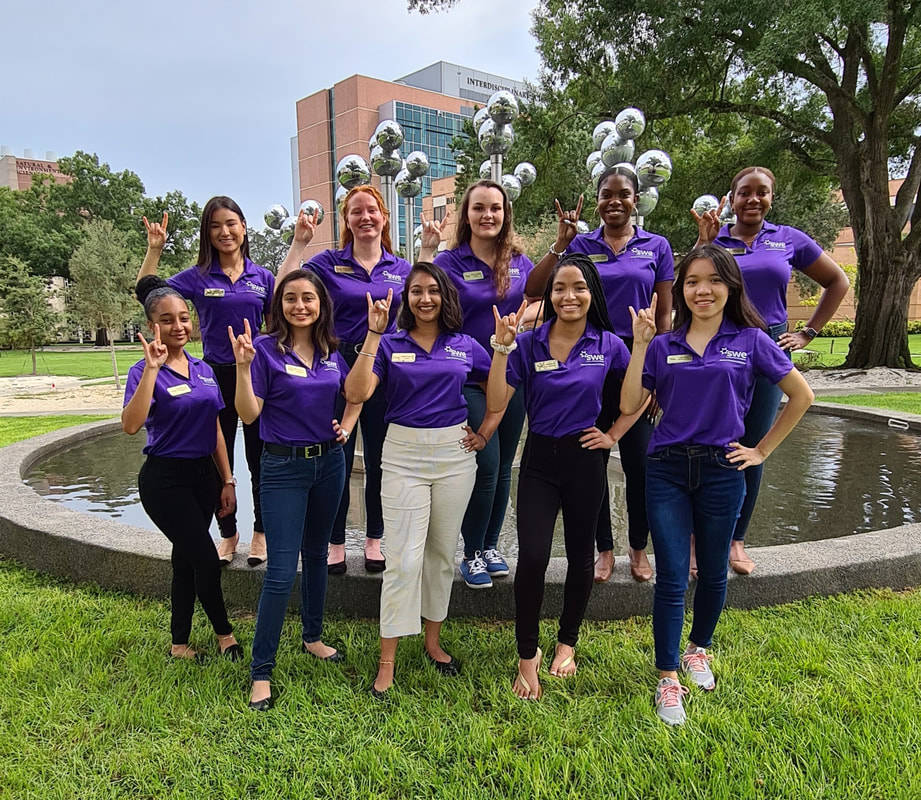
[208,361,263,538]
[514,432,606,659]
[138,455,233,644]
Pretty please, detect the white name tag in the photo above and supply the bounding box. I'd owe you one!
[667,354,694,364]
[392,353,416,363]
[589,253,607,263]
[167,384,192,396]
[204,288,225,297]
[463,270,484,281]
[334,265,354,274]
[534,359,559,372]
[285,364,308,377]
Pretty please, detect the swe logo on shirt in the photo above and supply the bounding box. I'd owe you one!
[630,247,655,259]
[762,239,787,251]
[319,359,340,372]
[579,350,606,366]
[198,375,217,386]
[719,347,749,364]
[443,345,468,362]
[244,280,267,296]
[382,270,405,284]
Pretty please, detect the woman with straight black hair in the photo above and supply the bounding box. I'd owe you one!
[138,198,274,567]
[488,253,643,699]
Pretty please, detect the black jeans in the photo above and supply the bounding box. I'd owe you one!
[208,361,263,538]
[514,432,606,659]
[593,355,652,552]
[138,455,233,645]
[331,342,387,544]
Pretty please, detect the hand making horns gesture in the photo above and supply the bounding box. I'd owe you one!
[690,195,727,246]
[629,293,658,346]
[228,318,257,366]
[493,298,529,348]
[142,211,169,251]
[367,288,393,334]
[137,324,168,370]
[553,195,584,250]
[419,210,452,251]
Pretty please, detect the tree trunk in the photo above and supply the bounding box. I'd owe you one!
[844,246,918,368]
[30,346,37,376]
[108,328,121,390]
[95,328,108,347]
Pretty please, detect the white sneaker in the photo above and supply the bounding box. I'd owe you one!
[680,647,716,691]
[654,677,689,726]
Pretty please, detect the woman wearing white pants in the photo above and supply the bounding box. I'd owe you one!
[345,261,499,697]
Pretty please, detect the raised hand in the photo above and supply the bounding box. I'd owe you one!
[553,195,584,250]
[138,325,168,370]
[142,211,169,251]
[367,288,393,334]
[629,293,658,345]
[460,424,487,453]
[228,318,256,366]
[493,298,528,347]
[690,195,726,245]
[419,211,451,250]
[294,208,319,246]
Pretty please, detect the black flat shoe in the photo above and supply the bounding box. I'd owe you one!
[364,556,386,573]
[426,652,460,676]
[248,694,274,712]
[371,660,395,699]
[327,560,347,575]
[168,649,205,664]
[220,643,244,662]
[301,641,345,663]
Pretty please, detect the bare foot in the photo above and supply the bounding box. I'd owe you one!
[170,644,199,660]
[250,680,271,704]
[364,538,383,560]
[373,660,395,693]
[424,643,452,664]
[303,640,339,660]
[513,648,543,699]
[217,633,239,654]
[629,548,653,582]
[689,534,698,580]
[327,543,346,566]
[729,540,755,575]
[593,550,614,583]
[548,643,577,677]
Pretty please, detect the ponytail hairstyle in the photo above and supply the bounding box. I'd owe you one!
[136,275,186,320]
[672,245,766,331]
[196,196,250,274]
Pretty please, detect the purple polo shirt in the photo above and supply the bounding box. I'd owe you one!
[123,354,224,459]
[713,221,824,326]
[566,226,674,339]
[642,319,794,450]
[433,244,535,351]
[371,330,491,428]
[306,244,411,343]
[506,323,630,438]
[167,258,275,365]
[249,334,348,446]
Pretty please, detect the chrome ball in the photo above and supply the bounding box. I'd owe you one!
[591,159,607,188]
[280,216,297,244]
[336,155,371,190]
[635,149,673,187]
[614,107,646,140]
[373,120,404,152]
[371,146,402,178]
[576,220,590,235]
[394,168,423,198]
[719,200,736,225]
[613,161,638,182]
[335,186,348,208]
[500,173,522,201]
[600,132,635,167]
[405,150,430,178]
[514,161,536,187]
[692,194,720,216]
[263,204,288,230]
[413,224,423,237]
[478,119,514,156]
[586,150,603,173]
[635,186,659,217]
[298,199,325,225]
[592,120,617,150]
[479,160,492,179]
[487,90,519,125]
[473,107,490,130]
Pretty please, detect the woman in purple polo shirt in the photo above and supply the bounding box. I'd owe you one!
[526,165,674,584]
[693,166,849,574]
[488,253,642,699]
[139,199,275,568]
[417,179,538,590]
[344,262,494,698]
[277,186,411,575]
[231,269,361,711]
[621,244,814,725]
[123,276,242,663]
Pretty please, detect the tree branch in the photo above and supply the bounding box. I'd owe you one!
[708,99,835,146]
[894,140,921,230]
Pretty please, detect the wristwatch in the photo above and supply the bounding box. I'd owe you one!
[802,327,818,340]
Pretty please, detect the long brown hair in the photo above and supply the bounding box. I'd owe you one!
[266,270,338,356]
[452,179,522,298]
[196,196,250,274]
[338,185,393,253]
[672,245,765,331]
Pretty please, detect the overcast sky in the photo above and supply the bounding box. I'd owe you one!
[3,0,541,225]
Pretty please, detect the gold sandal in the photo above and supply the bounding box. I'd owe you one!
[513,647,543,699]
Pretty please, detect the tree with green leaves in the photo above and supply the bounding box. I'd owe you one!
[68,220,138,389]
[247,227,287,274]
[0,257,61,375]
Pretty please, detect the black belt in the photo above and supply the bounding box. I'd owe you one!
[264,441,338,459]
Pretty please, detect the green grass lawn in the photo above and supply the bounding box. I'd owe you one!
[815,392,921,414]
[0,343,204,380]
[794,334,921,368]
[0,415,113,446]
[1,561,918,798]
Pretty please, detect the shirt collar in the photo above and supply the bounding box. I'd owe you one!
[718,220,779,244]
[340,242,396,269]
[587,224,651,247]
[208,257,258,277]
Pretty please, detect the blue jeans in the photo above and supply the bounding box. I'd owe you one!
[646,446,746,671]
[460,384,526,559]
[733,322,791,541]
[251,447,345,681]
